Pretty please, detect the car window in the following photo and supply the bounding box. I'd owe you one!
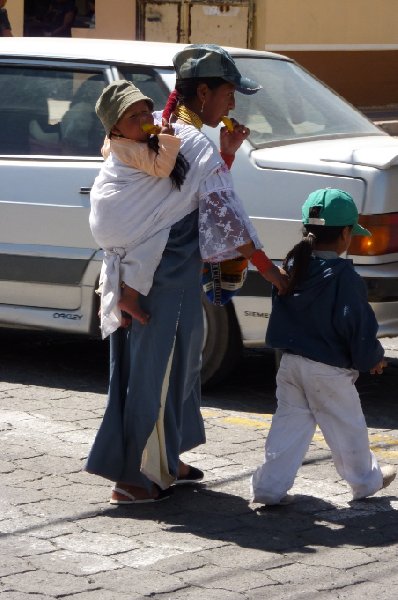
[0,67,107,157]
[233,57,382,147]
[118,68,170,112]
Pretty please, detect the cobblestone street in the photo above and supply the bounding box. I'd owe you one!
[1,333,397,599]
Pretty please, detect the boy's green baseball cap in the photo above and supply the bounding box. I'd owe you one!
[302,188,371,236]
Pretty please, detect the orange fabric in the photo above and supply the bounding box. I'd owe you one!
[250,249,273,274]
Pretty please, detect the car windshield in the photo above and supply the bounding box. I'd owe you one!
[233,57,382,147]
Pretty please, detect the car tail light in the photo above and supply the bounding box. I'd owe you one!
[348,213,398,256]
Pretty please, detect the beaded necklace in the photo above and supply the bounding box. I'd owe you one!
[173,104,203,130]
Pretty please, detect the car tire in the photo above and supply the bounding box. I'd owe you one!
[201,296,243,388]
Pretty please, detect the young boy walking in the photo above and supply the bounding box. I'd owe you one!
[251,188,396,504]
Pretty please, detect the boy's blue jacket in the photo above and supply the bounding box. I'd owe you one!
[266,255,384,372]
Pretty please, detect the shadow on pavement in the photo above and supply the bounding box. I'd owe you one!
[0,330,109,393]
[100,484,398,554]
[1,330,398,424]
[4,483,395,556]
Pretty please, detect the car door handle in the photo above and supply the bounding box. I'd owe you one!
[79,186,92,194]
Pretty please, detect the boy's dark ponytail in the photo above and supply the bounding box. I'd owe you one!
[283,206,321,294]
[283,205,350,294]
[283,232,316,295]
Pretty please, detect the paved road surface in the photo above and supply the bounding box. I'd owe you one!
[0,331,397,599]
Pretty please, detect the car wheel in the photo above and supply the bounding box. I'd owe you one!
[201,296,243,388]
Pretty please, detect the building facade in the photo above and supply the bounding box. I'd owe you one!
[7,1,398,107]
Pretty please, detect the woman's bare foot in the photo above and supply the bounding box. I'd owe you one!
[110,482,171,504]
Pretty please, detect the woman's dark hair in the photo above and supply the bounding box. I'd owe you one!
[283,205,351,294]
[175,77,229,102]
[156,77,227,188]
[147,135,189,190]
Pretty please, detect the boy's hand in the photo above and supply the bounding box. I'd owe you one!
[370,359,388,375]
[262,264,289,295]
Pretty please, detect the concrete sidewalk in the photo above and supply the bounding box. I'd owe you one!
[1,344,398,599]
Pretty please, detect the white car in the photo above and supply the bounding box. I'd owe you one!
[1,37,398,385]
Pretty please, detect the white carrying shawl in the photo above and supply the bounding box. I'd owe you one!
[90,124,223,338]
[90,123,261,338]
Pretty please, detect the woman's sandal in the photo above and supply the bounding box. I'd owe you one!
[175,465,204,485]
[110,483,172,505]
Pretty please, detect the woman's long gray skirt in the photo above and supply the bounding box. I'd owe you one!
[85,211,206,491]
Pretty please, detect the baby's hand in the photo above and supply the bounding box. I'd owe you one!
[370,359,388,375]
[160,124,175,136]
[160,118,175,136]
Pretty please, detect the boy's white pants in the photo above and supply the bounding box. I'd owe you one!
[251,353,383,503]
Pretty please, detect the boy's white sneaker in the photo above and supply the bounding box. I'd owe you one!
[352,465,396,500]
[278,494,296,505]
[253,494,296,507]
[381,465,397,490]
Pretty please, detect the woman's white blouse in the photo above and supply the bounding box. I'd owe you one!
[198,161,260,261]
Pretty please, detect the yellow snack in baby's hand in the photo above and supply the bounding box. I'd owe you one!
[141,123,162,134]
[221,116,234,132]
